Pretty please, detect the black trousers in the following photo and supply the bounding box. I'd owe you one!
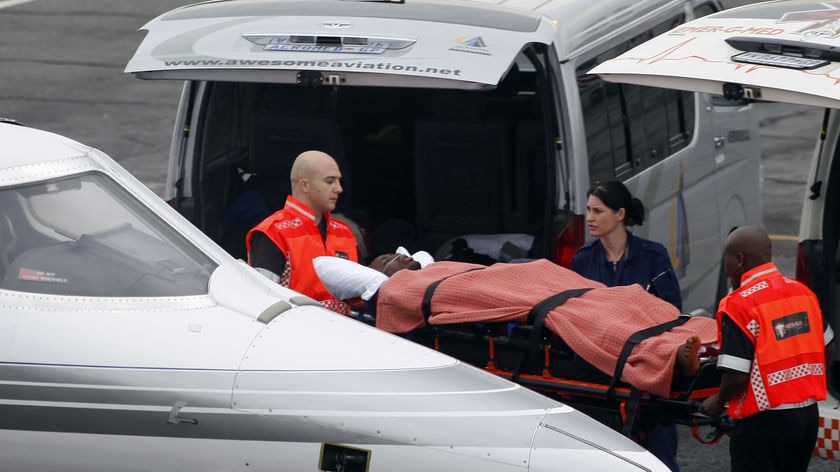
[729,402,819,472]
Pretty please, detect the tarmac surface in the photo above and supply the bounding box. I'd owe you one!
[1,0,837,470]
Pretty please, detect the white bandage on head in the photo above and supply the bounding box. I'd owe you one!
[396,246,434,268]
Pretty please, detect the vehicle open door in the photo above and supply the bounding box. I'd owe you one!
[591,0,840,462]
[590,0,840,109]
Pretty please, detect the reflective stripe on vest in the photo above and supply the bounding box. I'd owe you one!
[718,262,826,419]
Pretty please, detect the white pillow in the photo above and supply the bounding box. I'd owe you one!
[313,256,389,301]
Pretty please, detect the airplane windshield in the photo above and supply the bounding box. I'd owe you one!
[0,172,216,297]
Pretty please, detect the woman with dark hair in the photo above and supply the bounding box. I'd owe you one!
[572,181,682,311]
[572,180,683,471]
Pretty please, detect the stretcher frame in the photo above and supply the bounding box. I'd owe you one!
[403,320,723,440]
[355,281,727,442]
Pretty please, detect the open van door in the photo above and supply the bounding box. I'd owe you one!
[124,0,565,262]
[124,1,556,86]
[590,0,840,108]
[591,0,840,462]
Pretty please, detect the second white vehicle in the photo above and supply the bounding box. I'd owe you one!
[125,0,764,314]
[591,0,840,461]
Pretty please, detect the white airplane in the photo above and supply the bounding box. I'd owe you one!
[0,120,668,471]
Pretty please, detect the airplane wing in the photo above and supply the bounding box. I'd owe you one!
[590,0,840,108]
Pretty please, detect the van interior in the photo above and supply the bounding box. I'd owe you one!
[187,51,559,263]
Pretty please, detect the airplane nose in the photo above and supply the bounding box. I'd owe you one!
[529,406,670,471]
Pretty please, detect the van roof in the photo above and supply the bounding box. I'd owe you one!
[518,0,691,60]
[126,0,690,86]
[159,0,541,32]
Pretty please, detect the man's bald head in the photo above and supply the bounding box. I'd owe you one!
[290,150,336,182]
[289,150,343,219]
[722,226,772,288]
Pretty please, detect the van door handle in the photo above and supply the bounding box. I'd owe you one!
[714,136,725,150]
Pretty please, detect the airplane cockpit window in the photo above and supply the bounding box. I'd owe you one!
[0,172,216,297]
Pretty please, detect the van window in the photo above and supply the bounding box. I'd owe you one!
[578,14,695,184]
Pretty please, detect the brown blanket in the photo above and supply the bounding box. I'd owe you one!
[376,259,717,397]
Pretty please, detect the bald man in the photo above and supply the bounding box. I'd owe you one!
[247,150,358,314]
[699,226,833,472]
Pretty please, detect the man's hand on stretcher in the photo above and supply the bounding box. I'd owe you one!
[698,371,749,417]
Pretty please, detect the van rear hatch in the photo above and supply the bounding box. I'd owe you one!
[589,0,840,108]
[125,0,555,88]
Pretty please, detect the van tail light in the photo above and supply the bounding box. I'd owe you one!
[553,214,585,269]
[795,242,811,287]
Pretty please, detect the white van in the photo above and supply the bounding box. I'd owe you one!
[125,0,763,313]
[590,0,840,461]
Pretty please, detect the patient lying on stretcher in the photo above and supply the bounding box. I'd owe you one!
[314,254,718,398]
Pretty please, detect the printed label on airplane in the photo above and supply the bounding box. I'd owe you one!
[17,267,69,284]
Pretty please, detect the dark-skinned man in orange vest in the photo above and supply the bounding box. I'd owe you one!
[699,226,834,472]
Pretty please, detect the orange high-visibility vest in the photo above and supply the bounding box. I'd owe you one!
[717,262,826,419]
[247,196,358,315]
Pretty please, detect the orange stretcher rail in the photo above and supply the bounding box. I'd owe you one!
[403,322,725,441]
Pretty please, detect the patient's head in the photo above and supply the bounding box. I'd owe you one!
[370,253,421,276]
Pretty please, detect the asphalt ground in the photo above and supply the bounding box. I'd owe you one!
[0,0,835,470]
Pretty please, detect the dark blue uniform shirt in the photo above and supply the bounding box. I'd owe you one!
[571,231,683,311]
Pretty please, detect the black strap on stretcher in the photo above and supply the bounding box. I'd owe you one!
[421,267,486,326]
[498,288,595,380]
[609,314,691,436]
[526,288,594,346]
[608,314,692,398]
[422,271,595,341]
[526,290,692,437]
